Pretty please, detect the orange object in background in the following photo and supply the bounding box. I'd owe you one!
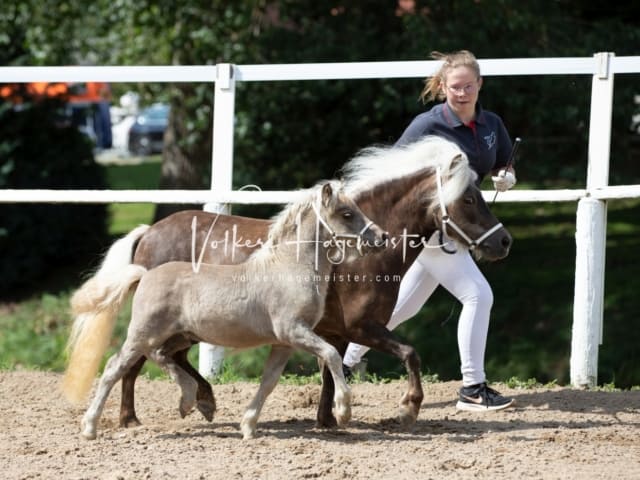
[0,82,110,104]
[1,81,113,149]
[0,82,69,102]
[68,82,112,104]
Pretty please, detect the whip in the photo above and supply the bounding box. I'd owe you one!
[492,136,521,204]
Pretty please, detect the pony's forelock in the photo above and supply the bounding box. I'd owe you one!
[433,153,477,207]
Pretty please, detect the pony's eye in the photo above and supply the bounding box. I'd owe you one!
[464,196,475,205]
[342,210,353,218]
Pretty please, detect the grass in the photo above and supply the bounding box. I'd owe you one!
[504,377,559,390]
[103,155,162,235]
[0,293,70,372]
[108,203,156,235]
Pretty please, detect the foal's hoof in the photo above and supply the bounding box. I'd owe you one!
[179,395,197,418]
[240,419,257,440]
[81,420,97,440]
[197,400,216,422]
[335,405,352,427]
[179,404,192,419]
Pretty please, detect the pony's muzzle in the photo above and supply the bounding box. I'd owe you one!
[477,228,512,260]
[497,230,513,257]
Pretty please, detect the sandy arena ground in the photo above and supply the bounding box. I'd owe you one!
[1,371,639,479]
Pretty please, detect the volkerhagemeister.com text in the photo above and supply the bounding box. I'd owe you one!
[230,272,401,284]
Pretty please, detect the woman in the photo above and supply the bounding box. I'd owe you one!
[343,50,517,411]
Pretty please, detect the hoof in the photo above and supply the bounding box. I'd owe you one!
[316,415,338,429]
[119,415,142,428]
[240,422,256,440]
[81,420,97,440]
[397,406,418,428]
[179,395,196,418]
[197,400,216,422]
[335,405,352,427]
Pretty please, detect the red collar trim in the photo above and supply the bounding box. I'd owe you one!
[467,120,477,132]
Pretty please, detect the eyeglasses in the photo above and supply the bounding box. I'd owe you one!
[446,82,478,95]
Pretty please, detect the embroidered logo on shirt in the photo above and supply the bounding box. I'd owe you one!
[484,131,496,150]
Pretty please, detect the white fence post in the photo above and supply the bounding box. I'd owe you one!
[199,63,237,379]
[570,52,614,388]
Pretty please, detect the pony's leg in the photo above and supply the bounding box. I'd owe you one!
[318,364,337,428]
[316,337,347,428]
[286,325,352,427]
[119,356,146,427]
[240,345,292,440]
[82,347,144,440]
[173,347,216,422]
[346,323,423,427]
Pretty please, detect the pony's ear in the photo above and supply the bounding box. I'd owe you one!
[321,182,334,207]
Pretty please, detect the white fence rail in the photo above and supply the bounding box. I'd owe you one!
[2,53,640,386]
[3,185,640,205]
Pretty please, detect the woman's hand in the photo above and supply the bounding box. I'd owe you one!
[491,168,517,192]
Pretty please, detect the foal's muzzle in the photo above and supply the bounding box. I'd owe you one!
[336,222,388,256]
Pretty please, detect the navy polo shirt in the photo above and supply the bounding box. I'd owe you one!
[395,102,513,183]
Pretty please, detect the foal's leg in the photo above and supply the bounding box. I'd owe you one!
[240,345,292,440]
[119,347,215,427]
[286,324,352,427]
[82,347,144,440]
[173,348,216,422]
[149,340,200,418]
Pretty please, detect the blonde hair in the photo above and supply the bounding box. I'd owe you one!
[419,50,481,103]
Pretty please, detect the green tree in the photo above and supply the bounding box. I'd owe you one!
[5,1,640,192]
[1,2,110,293]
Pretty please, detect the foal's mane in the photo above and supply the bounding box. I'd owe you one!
[341,135,476,206]
[266,179,343,244]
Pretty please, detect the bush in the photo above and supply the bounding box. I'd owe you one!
[0,96,109,295]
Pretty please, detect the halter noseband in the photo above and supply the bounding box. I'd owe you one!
[311,200,374,255]
[435,166,504,253]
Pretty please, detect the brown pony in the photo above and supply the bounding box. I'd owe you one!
[69,136,512,430]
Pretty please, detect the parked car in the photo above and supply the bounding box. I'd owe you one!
[128,103,169,155]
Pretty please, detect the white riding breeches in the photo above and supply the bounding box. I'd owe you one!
[342,232,493,387]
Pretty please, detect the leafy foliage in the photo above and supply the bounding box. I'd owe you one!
[0,97,109,293]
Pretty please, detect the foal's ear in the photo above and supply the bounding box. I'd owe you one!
[321,182,334,207]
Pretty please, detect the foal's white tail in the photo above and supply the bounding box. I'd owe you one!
[62,225,150,404]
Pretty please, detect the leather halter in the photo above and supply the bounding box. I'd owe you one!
[311,200,374,256]
[435,166,504,254]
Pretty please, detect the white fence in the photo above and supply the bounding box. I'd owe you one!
[2,53,640,387]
